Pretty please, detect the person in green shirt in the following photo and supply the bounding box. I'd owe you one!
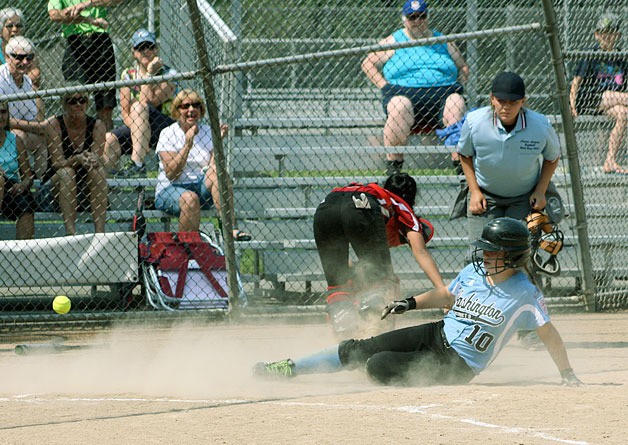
[47,0,124,130]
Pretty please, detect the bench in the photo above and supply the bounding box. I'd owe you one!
[0,232,138,311]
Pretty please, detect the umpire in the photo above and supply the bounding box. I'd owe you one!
[456,71,564,243]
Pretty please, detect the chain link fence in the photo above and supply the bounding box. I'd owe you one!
[0,0,627,330]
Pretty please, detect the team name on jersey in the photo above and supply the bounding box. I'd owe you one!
[452,293,505,327]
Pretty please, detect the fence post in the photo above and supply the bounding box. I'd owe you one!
[186,0,241,312]
[541,0,596,311]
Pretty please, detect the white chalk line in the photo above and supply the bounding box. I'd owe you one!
[2,395,590,445]
[269,401,590,445]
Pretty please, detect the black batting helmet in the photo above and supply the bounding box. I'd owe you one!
[471,217,531,276]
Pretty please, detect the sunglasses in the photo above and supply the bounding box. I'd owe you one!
[406,12,428,21]
[0,109,8,114]
[66,96,88,105]
[134,42,156,52]
[4,22,23,29]
[9,53,34,62]
[178,102,202,110]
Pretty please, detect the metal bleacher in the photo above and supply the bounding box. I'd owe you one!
[226,91,628,307]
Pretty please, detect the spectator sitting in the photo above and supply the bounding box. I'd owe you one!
[0,100,35,239]
[103,28,176,177]
[155,89,251,240]
[0,8,41,89]
[361,0,469,175]
[0,36,46,180]
[41,90,108,236]
[569,13,628,175]
[47,0,123,130]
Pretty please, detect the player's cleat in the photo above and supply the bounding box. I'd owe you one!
[253,359,296,379]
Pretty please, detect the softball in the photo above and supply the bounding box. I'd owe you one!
[52,295,71,314]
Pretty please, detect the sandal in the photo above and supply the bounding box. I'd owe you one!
[233,229,252,242]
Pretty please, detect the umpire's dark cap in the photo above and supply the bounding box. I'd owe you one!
[491,71,525,100]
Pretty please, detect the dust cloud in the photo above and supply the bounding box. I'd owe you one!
[0,321,368,400]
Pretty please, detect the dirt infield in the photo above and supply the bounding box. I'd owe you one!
[1,312,627,444]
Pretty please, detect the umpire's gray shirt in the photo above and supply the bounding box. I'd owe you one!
[457,106,560,197]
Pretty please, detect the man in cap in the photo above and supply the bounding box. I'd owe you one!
[103,28,177,177]
[456,71,563,244]
[569,13,628,174]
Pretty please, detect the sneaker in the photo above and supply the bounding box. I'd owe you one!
[115,160,146,178]
[253,359,296,378]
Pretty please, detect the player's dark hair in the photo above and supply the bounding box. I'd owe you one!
[383,173,417,208]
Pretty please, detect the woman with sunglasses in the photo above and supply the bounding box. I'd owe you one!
[0,36,46,180]
[155,89,251,240]
[103,28,177,178]
[362,0,469,175]
[0,101,35,239]
[40,90,108,236]
[0,8,41,89]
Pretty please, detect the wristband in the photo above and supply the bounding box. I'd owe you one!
[405,297,417,311]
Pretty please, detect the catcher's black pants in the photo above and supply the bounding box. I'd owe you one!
[313,191,393,288]
[338,320,475,386]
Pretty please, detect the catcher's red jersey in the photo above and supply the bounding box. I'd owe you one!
[332,183,433,247]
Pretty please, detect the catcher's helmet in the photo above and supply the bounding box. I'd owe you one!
[471,217,531,276]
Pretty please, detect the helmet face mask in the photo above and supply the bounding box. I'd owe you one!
[471,217,531,277]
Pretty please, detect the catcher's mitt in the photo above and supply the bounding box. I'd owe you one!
[526,211,553,235]
[527,210,564,276]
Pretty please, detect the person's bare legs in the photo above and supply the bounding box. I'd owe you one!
[442,93,466,127]
[384,95,414,162]
[178,191,201,232]
[103,132,122,172]
[14,130,46,180]
[129,101,151,166]
[16,213,34,239]
[98,107,114,132]
[86,165,108,233]
[600,91,628,173]
[203,164,246,238]
[52,167,78,236]
[443,92,467,162]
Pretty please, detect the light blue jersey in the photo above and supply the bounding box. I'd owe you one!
[443,264,550,374]
[382,29,458,88]
[456,106,560,197]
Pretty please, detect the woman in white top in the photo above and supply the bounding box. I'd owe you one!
[155,89,250,239]
[0,36,45,179]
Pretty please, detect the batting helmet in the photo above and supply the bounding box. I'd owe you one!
[471,217,531,276]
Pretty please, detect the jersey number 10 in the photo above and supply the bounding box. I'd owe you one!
[464,324,495,352]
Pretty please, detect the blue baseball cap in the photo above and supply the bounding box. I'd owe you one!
[130,28,156,48]
[402,0,428,16]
